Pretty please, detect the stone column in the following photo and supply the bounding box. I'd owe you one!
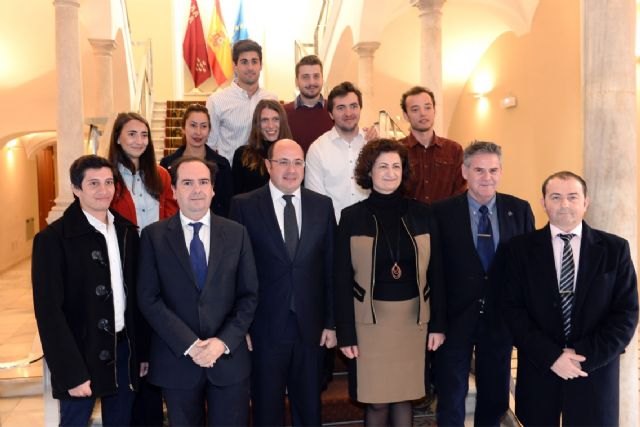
[352,41,380,126]
[582,1,638,426]
[88,38,117,120]
[412,0,446,134]
[48,0,85,224]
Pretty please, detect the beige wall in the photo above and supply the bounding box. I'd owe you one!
[127,0,176,101]
[371,7,420,131]
[447,0,581,227]
[0,144,40,271]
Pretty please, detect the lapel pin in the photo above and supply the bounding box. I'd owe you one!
[508,211,513,216]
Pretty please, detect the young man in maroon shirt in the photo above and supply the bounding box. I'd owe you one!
[284,55,334,153]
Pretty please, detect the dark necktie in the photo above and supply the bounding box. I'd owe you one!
[188,222,207,290]
[477,205,495,272]
[283,195,299,260]
[558,233,576,340]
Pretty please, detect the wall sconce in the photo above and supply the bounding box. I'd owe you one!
[471,71,494,98]
[501,95,518,109]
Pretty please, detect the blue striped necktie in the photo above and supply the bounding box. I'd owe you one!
[558,233,575,340]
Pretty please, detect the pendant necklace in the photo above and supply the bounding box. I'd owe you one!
[379,219,402,280]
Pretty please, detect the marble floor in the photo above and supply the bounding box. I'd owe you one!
[0,258,47,427]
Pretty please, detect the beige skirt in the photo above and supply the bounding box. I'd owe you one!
[353,297,427,403]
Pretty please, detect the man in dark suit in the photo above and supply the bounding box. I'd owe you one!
[137,156,258,426]
[431,141,535,426]
[503,171,638,426]
[229,138,336,426]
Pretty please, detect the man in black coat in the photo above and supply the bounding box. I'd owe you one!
[138,156,258,426]
[503,171,638,426]
[229,139,336,426]
[32,155,145,427]
[431,141,534,426]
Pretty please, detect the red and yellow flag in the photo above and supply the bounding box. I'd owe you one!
[206,0,233,86]
[182,0,211,87]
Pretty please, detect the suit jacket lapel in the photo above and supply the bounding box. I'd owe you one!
[202,215,224,293]
[456,193,483,270]
[297,189,314,260]
[496,193,513,242]
[166,215,198,288]
[531,225,563,305]
[573,222,604,317]
[258,186,290,263]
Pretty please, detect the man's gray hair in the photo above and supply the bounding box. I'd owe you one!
[463,140,502,166]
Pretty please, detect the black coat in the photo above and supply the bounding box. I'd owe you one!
[32,199,144,399]
[503,222,639,425]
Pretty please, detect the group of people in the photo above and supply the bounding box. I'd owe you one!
[31,37,638,427]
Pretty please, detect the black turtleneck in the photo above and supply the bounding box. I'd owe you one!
[365,190,418,301]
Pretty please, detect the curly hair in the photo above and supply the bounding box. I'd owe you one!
[354,138,411,192]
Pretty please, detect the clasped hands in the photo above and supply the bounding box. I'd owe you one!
[550,348,588,380]
[188,337,226,368]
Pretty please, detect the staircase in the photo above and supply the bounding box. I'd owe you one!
[152,100,208,162]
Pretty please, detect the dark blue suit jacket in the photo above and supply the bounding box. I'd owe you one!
[229,184,336,347]
[137,212,258,389]
[431,191,535,344]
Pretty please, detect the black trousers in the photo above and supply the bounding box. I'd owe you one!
[250,315,325,426]
[163,376,250,427]
[435,317,512,427]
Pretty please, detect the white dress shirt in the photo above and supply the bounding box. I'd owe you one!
[268,181,302,241]
[179,210,211,261]
[550,223,582,291]
[117,163,159,230]
[83,210,126,333]
[304,127,370,222]
[206,80,277,163]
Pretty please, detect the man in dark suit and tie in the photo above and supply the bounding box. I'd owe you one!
[137,156,258,426]
[430,141,535,426]
[503,171,638,426]
[229,138,336,426]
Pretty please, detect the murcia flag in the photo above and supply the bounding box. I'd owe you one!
[206,0,233,86]
[183,0,211,87]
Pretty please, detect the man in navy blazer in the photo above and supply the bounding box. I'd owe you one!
[137,156,258,426]
[431,141,535,426]
[229,139,336,426]
[503,171,638,426]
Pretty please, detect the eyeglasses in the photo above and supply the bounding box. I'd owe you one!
[268,159,305,168]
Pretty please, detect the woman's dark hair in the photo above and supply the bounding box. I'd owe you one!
[354,138,411,191]
[181,104,211,146]
[108,112,163,200]
[241,99,293,174]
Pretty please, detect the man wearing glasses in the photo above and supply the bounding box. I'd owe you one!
[230,139,337,426]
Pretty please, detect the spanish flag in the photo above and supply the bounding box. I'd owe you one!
[206,0,233,86]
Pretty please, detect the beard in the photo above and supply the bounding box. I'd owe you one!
[335,122,358,134]
[299,86,321,100]
[411,121,432,133]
